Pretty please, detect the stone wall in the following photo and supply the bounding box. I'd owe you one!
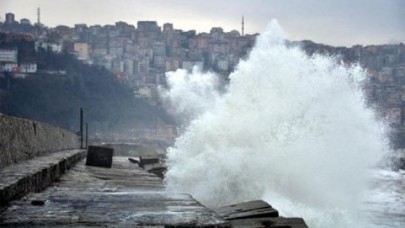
[0,114,80,169]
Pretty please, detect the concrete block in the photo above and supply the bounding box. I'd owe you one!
[229,217,308,228]
[214,200,308,227]
[139,156,159,168]
[86,146,114,168]
[214,200,279,220]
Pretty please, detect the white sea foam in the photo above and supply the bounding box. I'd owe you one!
[160,67,221,125]
[161,20,389,227]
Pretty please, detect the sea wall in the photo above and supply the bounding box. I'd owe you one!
[0,114,80,169]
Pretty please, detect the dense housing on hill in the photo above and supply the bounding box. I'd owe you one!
[0,12,405,146]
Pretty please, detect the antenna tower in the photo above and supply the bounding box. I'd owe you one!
[37,7,40,26]
[242,16,245,36]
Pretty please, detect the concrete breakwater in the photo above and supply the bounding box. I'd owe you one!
[0,114,80,169]
[0,118,308,226]
[1,155,308,227]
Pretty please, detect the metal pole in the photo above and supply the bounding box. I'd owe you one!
[80,108,83,149]
[85,123,88,148]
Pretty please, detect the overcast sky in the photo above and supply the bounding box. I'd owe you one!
[0,0,404,46]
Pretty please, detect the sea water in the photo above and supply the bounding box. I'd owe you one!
[160,20,403,227]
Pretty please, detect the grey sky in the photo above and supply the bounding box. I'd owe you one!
[0,0,404,46]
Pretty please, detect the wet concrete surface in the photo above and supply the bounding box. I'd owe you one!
[0,156,227,227]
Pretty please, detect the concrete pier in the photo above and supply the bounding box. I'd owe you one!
[0,115,307,227]
[0,157,227,227]
[1,144,307,227]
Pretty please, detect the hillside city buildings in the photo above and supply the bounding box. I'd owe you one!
[0,12,256,94]
[1,12,405,146]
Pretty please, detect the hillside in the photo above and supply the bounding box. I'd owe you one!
[1,47,173,139]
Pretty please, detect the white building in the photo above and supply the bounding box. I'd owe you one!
[20,63,37,73]
[35,41,63,53]
[0,48,18,63]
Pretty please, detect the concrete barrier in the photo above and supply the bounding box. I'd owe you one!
[0,114,80,169]
[86,146,114,168]
[214,200,308,228]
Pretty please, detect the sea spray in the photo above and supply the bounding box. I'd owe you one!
[161,20,389,227]
[160,68,221,126]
